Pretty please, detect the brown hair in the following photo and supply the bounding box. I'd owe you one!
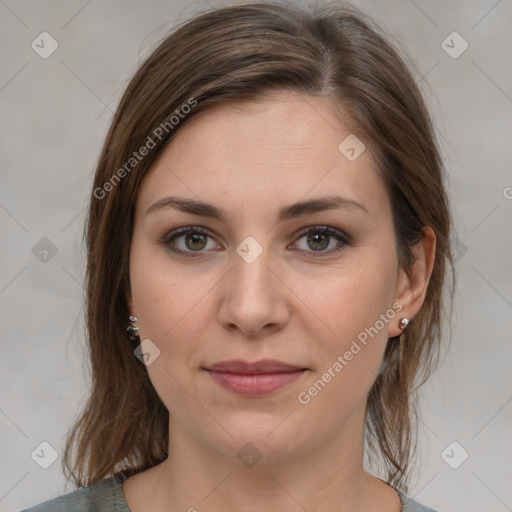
[63,0,455,493]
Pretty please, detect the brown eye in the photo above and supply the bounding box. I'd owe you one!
[292,226,350,259]
[306,232,330,251]
[162,227,221,257]
[185,232,208,251]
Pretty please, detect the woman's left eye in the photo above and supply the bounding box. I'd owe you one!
[291,226,349,258]
[160,226,349,258]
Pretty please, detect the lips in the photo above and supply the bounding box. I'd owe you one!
[203,359,307,396]
[205,359,306,374]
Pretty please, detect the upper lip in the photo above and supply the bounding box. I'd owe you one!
[204,359,306,374]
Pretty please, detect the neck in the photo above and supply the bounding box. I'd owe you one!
[141,403,399,512]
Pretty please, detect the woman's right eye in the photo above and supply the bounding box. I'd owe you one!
[161,226,222,257]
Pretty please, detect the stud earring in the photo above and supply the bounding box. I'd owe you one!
[399,317,409,330]
[126,315,139,337]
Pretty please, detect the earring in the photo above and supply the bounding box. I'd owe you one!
[399,317,409,330]
[126,315,139,337]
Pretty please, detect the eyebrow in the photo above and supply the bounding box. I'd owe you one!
[145,195,370,222]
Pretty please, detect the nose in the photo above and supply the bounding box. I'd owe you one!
[216,247,290,337]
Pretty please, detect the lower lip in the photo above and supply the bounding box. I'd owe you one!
[206,370,306,396]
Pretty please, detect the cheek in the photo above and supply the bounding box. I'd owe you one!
[130,239,184,329]
[129,244,219,364]
[132,273,204,347]
[295,250,397,342]
[128,255,211,416]
[292,248,398,399]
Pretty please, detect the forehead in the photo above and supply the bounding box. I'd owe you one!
[136,91,390,222]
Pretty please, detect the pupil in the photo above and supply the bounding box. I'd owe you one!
[187,233,206,250]
[309,233,328,250]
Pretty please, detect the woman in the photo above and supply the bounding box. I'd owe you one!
[22,1,454,511]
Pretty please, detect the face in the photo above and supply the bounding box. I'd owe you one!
[128,91,408,465]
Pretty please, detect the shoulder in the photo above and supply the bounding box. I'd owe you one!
[397,489,438,512]
[19,473,129,512]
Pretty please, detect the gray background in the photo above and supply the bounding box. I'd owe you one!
[1,1,511,511]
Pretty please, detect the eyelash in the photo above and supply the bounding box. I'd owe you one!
[160,225,350,259]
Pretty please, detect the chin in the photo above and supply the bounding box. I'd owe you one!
[205,417,313,467]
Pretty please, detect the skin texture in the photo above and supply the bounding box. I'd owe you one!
[124,91,436,512]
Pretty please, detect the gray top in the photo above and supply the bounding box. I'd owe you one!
[20,470,438,511]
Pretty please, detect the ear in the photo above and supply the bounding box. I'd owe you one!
[126,289,134,316]
[388,226,436,338]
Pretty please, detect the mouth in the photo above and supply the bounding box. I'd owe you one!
[203,359,308,396]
